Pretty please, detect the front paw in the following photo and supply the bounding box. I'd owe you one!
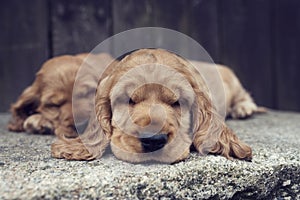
[51,138,94,160]
[23,114,54,134]
[230,101,258,119]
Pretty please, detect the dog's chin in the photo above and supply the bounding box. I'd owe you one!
[110,137,192,164]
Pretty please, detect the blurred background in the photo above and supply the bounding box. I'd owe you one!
[0,0,300,112]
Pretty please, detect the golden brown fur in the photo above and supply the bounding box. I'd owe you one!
[8,49,264,163]
[8,53,113,138]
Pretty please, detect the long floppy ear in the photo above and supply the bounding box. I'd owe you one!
[8,84,40,132]
[51,77,112,160]
[192,88,252,161]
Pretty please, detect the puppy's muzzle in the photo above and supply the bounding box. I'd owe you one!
[140,134,168,152]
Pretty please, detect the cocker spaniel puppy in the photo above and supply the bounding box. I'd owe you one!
[8,49,264,163]
[7,53,113,137]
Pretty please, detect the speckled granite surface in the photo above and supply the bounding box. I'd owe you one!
[0,111,299,199]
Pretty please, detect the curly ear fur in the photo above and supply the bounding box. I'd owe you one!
[156,53,252,161]
[51,77,113,160]
[7,84,40,132]
[192,88,252,160]
[51,111,110,160]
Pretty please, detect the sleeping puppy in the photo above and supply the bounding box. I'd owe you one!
[7,53,114,137]
[8,49,264,163]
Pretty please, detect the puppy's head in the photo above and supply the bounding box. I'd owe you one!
[35,53,112,136]
[95,49,208,163]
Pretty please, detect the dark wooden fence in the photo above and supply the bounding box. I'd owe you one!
[1,0,300,112]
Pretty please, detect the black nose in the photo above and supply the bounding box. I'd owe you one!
[140,134,168,152]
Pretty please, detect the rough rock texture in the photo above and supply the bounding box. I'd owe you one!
[0,111,299,199]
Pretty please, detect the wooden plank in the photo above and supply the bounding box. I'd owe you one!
[112,0,219,61]
[111,0,154,56]
[274,0,300,111]
[112,0,154,33]
[186,0,219,62]
[152,0,189,31]
[0,0,49,112]
[219,0,274,108]
[155,0,220,62]
[152,0,219,61]
[51,0,112,56]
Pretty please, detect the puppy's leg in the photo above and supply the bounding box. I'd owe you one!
[23,114,54,134]
[8,85,40,132]
[231,87,267,119]
[230,90,259,119]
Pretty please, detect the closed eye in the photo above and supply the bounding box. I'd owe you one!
[129,98,136,106]
[171,100,180,108]
[44,96,66,108]
[113,95,136,107]
[44,102,63,108]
